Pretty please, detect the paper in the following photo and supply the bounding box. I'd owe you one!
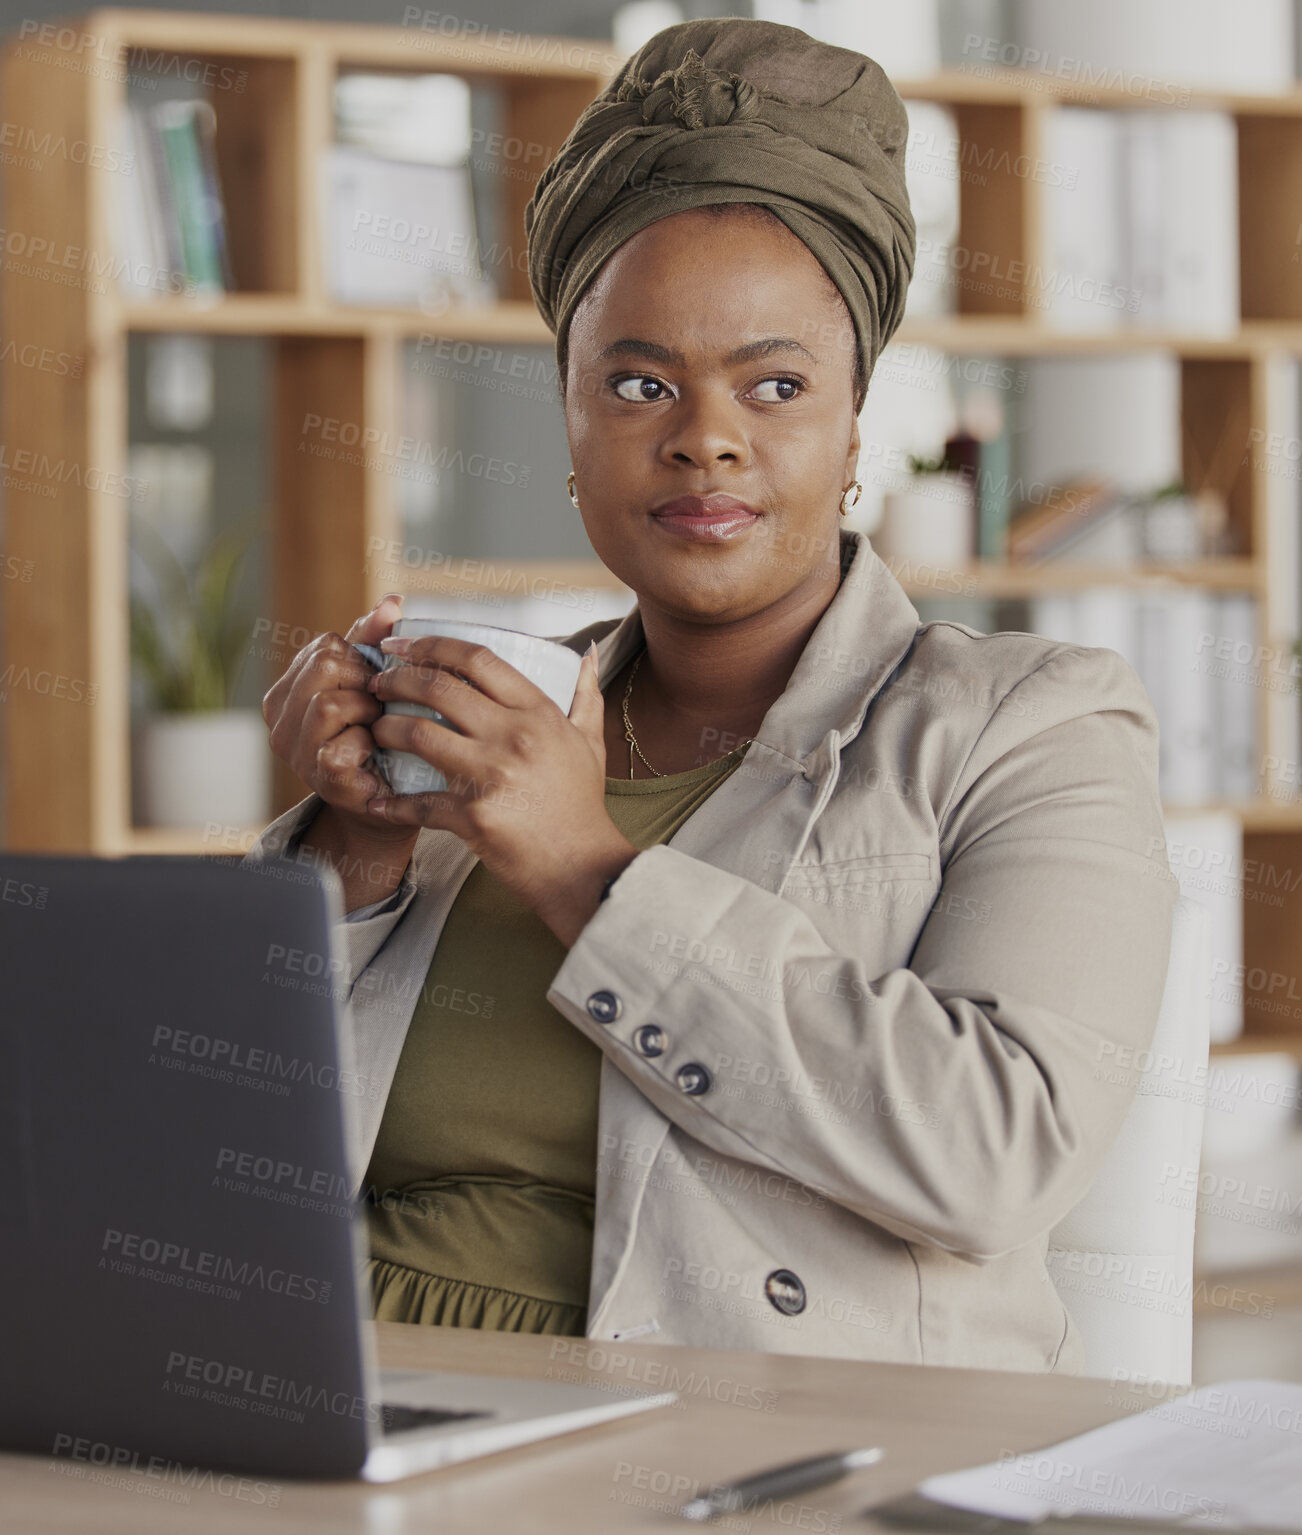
[917,1380,1302,1527]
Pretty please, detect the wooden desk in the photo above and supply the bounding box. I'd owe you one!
[2,1323,1182,1533]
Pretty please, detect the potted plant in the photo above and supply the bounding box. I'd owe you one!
[872,443,977,571]
[130,515,271,830]
[1135,478,1229,561]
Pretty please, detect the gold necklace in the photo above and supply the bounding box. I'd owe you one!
[620,647,755,780]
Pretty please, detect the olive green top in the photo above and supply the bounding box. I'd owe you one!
[364,747,746,1335]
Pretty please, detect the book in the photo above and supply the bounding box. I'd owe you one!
[1158,110,1239,337]
[975,428,1012,560]
[111,100,232,298]
[1039,104,1239,337]
[109,107,171,298]
[1006,477,1122,563]
[758,0,941,75]
[1013,0,1294,96]
[1261,357,1302,805]
[333,72,471,166]
[1039,108,1126,333]
[1214,593,1261,804]
[321,145,491,310]
[153,100,230,295]
[1029,586,1245,808]
[1158,809,1245,1046]
[1118,107,1166,331]
[901,100,960,321]
[1038,501,1144,565]
[1152,587,1220,808]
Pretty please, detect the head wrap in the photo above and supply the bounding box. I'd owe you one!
[524,17,916,397]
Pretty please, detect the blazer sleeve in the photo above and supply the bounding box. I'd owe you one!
[544,644,1180,1262]
[241,792,420,988]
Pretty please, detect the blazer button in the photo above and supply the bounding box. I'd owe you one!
[676,1062,711,1095]
[764,1269,807,1316]
[634,1024,666,1057]
[586,989,622,1024]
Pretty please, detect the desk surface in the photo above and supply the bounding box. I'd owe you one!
[4,1324,1182,1533]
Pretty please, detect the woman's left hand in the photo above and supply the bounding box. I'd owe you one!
[366,635,638,947]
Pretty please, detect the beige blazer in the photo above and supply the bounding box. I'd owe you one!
[243,527,1178,1374]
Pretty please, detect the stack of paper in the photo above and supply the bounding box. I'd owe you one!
[913,1378,1302,1528]
[1259,357,1302,807]
[1039,108,1239,337]
[902,101,962,320]
[334,72,472,165]
[1039,108,1127,333]
[321,147,491,310]
[753,0,941,75]
[1027,588,1258,810]
[324,72,492,310]
[1012,0,1295,96]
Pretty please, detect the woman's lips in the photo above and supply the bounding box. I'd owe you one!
[651,506,761,542]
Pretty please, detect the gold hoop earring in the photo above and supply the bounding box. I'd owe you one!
[839,480,863,517]
[566,470,580,508]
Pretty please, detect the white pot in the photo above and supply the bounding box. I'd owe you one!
[134,709,272,830]
[873,473,975,572]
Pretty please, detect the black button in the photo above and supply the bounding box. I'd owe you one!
[764,1269,806,1316]
[586,989,622,1024]
[676,1062,711,1095]
[634,1024,666,1057]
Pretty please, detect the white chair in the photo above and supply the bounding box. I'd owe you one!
[1046,895,1212,1385]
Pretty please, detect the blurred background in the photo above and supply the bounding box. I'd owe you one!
[2,0,1302,1380]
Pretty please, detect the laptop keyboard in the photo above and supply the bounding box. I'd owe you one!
[379,1403,493,1437]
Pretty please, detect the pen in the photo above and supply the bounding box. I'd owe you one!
[678,1446,885,1521]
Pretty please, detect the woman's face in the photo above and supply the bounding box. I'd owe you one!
[563,205,862,624]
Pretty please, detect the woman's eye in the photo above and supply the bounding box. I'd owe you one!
[613,376,671,402]
[751,377,803,402]
[610,374,804,403]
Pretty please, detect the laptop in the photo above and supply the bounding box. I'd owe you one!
[0,853,674,1482]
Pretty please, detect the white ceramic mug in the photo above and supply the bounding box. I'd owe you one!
[352,618,584,796]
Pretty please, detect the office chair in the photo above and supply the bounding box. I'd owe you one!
[1046,894,1212,1385]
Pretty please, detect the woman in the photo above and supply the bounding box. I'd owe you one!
[250,18,1177,1372]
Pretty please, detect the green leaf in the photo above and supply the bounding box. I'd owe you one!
[129,508,262,713]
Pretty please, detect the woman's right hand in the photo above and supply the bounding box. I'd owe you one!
[262,593,408,834]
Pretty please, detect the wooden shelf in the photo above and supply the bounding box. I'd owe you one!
[115,298,1302,360]
[0,9,619,854]
[370,556,632,604]
[890,558,1263,599]
[1210,1036,1302,1061]
[116,825,264,857]
[894,65,1302,116]
[1193,1260,1302,1313]
[897,317,1302,358]
[117,296,555,342]
[354,552,1267,604]
[77,7,625,77]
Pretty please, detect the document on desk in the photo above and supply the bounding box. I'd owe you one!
[914,1380,1302,1528]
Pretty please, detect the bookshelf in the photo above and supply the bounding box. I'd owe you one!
[3,17,1302,1056]
[0,8,620,858]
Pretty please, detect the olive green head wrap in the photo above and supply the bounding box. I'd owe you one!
[524,16,916,400]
